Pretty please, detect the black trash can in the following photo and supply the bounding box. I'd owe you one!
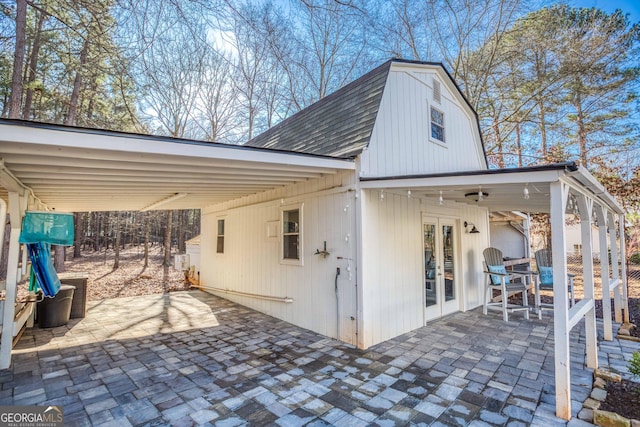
[37,285,76,328]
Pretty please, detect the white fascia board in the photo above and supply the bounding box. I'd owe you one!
[0,123,355,171]
[564,167,624,214]
[359,169,564,189]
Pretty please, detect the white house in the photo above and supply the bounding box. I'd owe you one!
[0,59,628,419]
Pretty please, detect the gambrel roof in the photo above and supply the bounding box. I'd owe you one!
[247,59,485,160]
[246,61,391,157]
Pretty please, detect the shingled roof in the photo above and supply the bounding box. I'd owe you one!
[245,60,393,158]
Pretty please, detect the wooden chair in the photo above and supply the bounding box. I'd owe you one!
[482,247,533,321]
[534,249,576,318]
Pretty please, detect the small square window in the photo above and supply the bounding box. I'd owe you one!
[430,107,445,143]
[216,219,225,253]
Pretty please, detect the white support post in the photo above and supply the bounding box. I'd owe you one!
[608,213,622,323]
[577,196,597,369]
[550,181,571,420]
[0,192,25,370]
[595,206,612,341]
[619,214,629,323]
[354,161,366,350]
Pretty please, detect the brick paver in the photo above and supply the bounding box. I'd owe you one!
[0,290,635,426]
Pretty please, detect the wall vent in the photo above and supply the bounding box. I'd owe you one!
[432,78,441,103]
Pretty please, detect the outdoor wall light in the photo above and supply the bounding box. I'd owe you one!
[464,221,480,234]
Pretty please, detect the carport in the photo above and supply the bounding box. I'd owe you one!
[0,118,355,370]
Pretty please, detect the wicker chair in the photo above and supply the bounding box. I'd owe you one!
[534,249,576,318]
[483,247,533,321]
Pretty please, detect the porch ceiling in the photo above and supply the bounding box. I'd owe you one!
[360,163,624,215]
[0,120,355,212]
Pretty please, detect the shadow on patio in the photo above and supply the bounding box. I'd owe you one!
[1,290,634,426]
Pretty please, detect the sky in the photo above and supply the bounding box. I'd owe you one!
[568,0,640,23]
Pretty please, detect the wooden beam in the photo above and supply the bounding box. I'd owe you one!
[620,215,630,323]
[577,195,597,369]
[608,212,622,323]
[0,192,24,369]
[550,181,571,420]
[594,205,612,340]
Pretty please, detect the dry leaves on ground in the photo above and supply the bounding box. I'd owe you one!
[63,246,189,301]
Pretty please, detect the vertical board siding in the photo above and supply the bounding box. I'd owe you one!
[361,69,484,178]
[200,171,358,344]
[361,190,489,348]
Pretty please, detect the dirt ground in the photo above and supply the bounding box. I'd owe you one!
[63,246,189,301]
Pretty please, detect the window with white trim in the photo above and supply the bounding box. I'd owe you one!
[430,106,445,143]
[282,205,303,264]
[216,219,225,253]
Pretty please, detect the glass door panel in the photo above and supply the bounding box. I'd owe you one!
[424,217,459,322]
[442,225,455,302]
[424,223,436,308]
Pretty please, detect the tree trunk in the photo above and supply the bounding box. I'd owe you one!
[113,212,121,269]
[103,212,110,250]
[93,212,100,251]
[492,119,504,168]
[23,10,45,119]
[163,210,172,267]
[73,212,82,258]
[53,245,65,273]
[515,123,522,167]
[177,210,186,253]
[65,36,89,126]
[8,0,27,118]
[143,212,149,269]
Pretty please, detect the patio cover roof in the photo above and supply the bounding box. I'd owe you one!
[0,119,355,212]
[360,162,624,215]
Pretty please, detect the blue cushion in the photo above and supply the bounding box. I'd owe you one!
[487,265,509,285]
[539,266,553,286]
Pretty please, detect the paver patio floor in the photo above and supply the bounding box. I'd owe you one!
[1,290,636,426]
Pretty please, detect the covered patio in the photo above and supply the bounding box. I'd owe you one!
[361,162,629,419]
[4,289,634,426]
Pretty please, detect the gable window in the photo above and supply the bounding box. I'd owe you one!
[216,219,225,253]
[282,205,303,264]
[430,107,445,143]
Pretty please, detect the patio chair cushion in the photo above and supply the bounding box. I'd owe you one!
[539,266,553,285]
[487,265,510,285]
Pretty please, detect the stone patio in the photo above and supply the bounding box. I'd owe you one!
[0,290,636,426]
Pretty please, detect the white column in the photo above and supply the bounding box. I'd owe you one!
[0,192,24,369]
[608,213,622,323]
[354,173,366,349]
[595,206,612,341]
[550,181,571,420]
[577,195,597,369]
[619,214,629,323]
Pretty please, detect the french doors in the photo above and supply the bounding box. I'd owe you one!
[423,216,459,321]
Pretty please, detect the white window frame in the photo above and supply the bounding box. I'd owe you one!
[281,203,303,266]
[429,105,446,146]
[216,218,225,254]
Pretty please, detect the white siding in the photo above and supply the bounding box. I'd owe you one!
[200,171,358,344]
[360,190,489,348]
[360,67,485,178]
[490,223,528,259]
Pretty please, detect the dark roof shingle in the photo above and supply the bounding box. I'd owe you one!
[246,61,392,158]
